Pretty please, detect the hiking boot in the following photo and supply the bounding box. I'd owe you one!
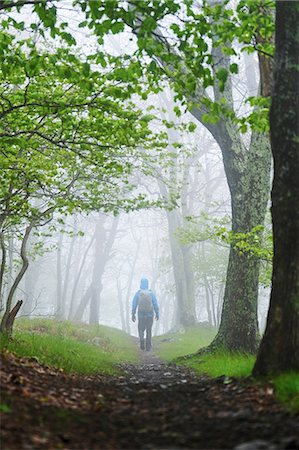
[140,340,145,350]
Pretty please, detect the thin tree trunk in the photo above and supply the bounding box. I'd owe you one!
[117,279,126,332]
[68,234,95,320]
[73,284,92,322]
[22,263,36,316]
[125,238,141,334]
[0,231,6,311]
[3,300,23,336]
[0,224,33,334]
[56,233,63,318]
[89,216,119,325]
[203,275,213,326]
[61,231,77,319]
[217,284,224,327]
[208,282,217,327]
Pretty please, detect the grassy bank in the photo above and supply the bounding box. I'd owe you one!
[154,324,217,361]
[0,318,138,375]
[155,325,299,412]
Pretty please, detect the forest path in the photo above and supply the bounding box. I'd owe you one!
[1,349,299,450]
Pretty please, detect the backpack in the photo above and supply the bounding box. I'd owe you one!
[138,290,153,313]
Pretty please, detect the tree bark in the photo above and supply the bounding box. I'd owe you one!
[253,2,299,374]
[61,221,77,319]
[0,224,33,334]
[55,233,64,318]
[0,231,6,311]
[89,216,119,325]
[3,300,23,337]
[117,279,126,332]
[68,233,95,320]
[73,215,118,324]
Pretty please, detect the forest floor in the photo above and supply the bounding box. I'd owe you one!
[1,346,299,450]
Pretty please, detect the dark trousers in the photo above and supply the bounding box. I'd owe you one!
[138,316,153,351]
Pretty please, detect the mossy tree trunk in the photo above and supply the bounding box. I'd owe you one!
[253,2,299,374]
[190,35,272,352]
[209,130,271,352]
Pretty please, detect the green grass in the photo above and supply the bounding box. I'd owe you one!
[183,353,298,412]
[154,325,217,361]
[273,372,299,412]
[0,318,138,375]
[155,326,298,412]
[181,351,255,378]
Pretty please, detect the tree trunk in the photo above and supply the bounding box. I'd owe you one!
[210,131,271,352]
[22,263,37,316]
[89,216,119,325]
[117,279,126,332]
[2,300,23,337]
[72,215,118,324]
[62,222,77,319]
[0,225,32,334]
[167,209,197,326]
[56,233,64,318]
[68,234,95,320]
[208,281,217,327]
[253,2,299,374]
[125,237,141,334]
[0,231,6,312]
[73,284,92,322]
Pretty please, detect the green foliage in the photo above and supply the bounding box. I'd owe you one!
[0,0,275,133]
[1,319,138,375]
[215,225,273,260]
[177,214,273,286]
[0,15,169,296]
[154,325,217,361]
[72,0,274,129]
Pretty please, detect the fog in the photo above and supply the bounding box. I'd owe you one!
[0,0,271,336]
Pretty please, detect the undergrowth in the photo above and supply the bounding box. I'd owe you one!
[0,318,138,375]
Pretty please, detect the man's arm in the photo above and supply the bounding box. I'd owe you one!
[132,291,139,321]
[151,292,159,319]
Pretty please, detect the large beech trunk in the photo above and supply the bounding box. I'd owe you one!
[157,19,271,350]
[253,2,299,374]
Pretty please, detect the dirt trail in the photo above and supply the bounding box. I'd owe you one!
[1,349,299,450]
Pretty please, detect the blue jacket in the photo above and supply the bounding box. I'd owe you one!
[132,278,159,319]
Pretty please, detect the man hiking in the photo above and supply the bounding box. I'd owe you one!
[132,278,159,351]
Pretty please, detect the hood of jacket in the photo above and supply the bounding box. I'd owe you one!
[140,278,149,290]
